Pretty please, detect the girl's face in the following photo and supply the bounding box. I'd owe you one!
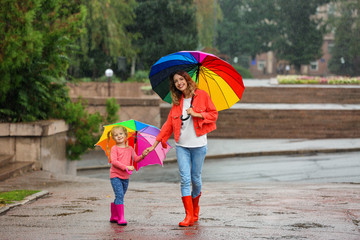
[173,74,188,92]
[112,128,126,144]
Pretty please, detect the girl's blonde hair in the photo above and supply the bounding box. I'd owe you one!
[106,126,128,157]
[169,70,198,106]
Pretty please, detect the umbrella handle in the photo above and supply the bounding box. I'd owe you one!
[126,169,133,175]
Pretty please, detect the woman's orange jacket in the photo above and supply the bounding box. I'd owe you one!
[156,89,218,148]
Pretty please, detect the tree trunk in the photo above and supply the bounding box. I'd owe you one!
[131,56,136,77]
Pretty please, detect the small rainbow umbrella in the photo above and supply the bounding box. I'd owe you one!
[149,51,245,111]
[95,119,171,172]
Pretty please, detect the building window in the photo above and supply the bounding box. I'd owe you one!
[257,60,266,71]
[310,61,318,71]
[328,3,336,15]
[328,42,334,52]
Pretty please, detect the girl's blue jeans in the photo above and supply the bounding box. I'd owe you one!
[110,177,129,205]
[176,145,207,198]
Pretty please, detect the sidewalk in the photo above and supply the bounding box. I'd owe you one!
[1,138,360,239]
[0,170,359,239]
[77,138,360,170]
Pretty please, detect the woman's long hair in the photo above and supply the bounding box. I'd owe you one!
[169,70,198,105]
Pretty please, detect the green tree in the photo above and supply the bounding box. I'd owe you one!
[217,0,277,59]
[0,0,118,160]
[0,0,86,122]
[273,0,330,72]
[194,0,222,48]
[328,0,360,76]
[70,0,139,79]
[217,0,330,72]
[131,0,198,69]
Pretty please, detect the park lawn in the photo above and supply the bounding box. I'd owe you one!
[0,190,40,206]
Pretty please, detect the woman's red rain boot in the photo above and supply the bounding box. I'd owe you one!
[179,196,194,227]
[192,192,201,222]
[115,204,127,226]
[110,202,118,223]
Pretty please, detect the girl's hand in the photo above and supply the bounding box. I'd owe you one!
[127,166,135,171]
[144,146,155,155]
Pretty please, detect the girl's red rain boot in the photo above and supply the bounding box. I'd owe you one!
[192,192,201,222]
[110,202,118,223]
[179,196,194,227]
[115,204,127,226]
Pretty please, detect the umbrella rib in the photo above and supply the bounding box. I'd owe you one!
[200,67,231,109]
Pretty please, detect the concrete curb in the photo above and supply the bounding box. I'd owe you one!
[77,147,360,171]
[0,190,49,215]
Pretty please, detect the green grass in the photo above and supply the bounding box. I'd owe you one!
[0,190,40,205]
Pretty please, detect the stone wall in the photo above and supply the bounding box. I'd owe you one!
[160,85,360,138]
[67,82,360,138]
[67,82,152,98]
[75,97,161,128]
[0,120,75,175]
[241,86,360,104]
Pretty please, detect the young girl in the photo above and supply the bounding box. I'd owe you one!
[108,126,146,226]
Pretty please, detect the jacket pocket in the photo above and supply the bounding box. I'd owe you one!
[193,105,206,113]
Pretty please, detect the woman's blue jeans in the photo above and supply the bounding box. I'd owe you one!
[110,177,129,205]
[176,145,207,198]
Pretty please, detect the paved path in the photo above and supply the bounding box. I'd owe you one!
[1,138,360,239]
[0,171,359,239]
[78,138,360,169]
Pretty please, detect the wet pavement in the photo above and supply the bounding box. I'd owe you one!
[79,151,360,183]
[1,138,360,239]
[0,171,359,239]
[77,138,360,169]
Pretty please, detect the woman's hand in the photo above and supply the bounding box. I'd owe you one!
[144,146,155,155]
[140,151,147,160]
[186,108,204,119]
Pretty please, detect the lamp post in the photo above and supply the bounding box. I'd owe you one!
[105,69,113,97]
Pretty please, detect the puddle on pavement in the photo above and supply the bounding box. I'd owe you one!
[129,189,150,193]
[273,211,297,215]
[289,222,332,229]
[78,197,99,201]
[53,209,93,217]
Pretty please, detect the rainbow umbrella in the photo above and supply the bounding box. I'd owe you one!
[95,119,171,172]
[149,51,245,111]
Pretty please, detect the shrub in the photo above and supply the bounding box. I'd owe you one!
[127,70,150,82]
[56,97,119,160]
[277,75,360,85]
[233,65,253,79]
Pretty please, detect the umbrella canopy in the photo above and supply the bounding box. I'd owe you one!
[149,51,245,111]
[95,119,171,171]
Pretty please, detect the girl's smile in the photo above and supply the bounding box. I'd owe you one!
[112,130,126,144]
[174,74,188,92]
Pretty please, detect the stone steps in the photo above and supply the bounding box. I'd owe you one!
[0,155,35,181]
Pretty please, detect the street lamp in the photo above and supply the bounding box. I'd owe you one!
[105,69,113,97]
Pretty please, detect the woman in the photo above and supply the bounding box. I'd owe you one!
[144,70,218,227]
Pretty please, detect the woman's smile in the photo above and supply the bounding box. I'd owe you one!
[174,74,188,92]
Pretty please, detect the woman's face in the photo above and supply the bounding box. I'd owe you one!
[173,74,188,92]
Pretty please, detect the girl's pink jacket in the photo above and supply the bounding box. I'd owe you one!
[110,146,142,179]
[156,89,218,148]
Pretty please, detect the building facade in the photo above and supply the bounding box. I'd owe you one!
[249,3,336,78]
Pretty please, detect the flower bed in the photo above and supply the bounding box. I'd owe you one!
[277,75,360,85]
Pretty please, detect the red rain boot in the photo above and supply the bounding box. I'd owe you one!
[115,204,127,226]
[110,202,118,223]
[179,196,194,227]
[192,192,201,222]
